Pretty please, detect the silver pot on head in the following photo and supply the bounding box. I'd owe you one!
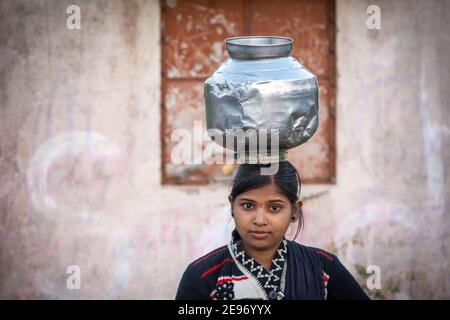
[204,36,319,163]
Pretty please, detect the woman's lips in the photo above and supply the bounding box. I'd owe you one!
[249,231,270,240]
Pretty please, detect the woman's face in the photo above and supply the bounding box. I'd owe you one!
[230,181,296,252]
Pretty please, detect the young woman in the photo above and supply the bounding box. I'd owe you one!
[176,161,369,300]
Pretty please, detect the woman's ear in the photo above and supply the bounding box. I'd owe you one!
[290,214,298,223]
[228,195,234,217]
[290,201,302,223]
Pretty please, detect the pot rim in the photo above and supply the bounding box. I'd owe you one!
[225,36,294,60]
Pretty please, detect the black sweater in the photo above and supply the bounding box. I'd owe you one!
[176,241,370,300]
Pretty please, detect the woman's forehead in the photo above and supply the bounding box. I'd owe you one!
[235,183,289,202]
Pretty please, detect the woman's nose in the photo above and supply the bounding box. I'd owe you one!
[253,209,267,225]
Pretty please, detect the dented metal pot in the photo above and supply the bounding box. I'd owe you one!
[204,36,319,157]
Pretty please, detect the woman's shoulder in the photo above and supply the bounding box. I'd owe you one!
[176,245,231,299]
[286,241,370,300]
[185,245,231,276]
[286,240,338,267]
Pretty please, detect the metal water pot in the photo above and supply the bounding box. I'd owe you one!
[204,36,319,161]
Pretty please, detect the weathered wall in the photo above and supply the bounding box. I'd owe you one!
[330,0,450,299]
[0,0,449,299]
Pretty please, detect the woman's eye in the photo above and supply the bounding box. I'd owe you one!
[241,203,253,209]
[270,205,281,212]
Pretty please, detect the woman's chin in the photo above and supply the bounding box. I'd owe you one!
[245,237,276,250]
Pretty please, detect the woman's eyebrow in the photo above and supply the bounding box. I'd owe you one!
[268,199,286,203]
[237,197,255,202]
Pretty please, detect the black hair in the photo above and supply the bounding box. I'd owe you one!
[229,161,304,240]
